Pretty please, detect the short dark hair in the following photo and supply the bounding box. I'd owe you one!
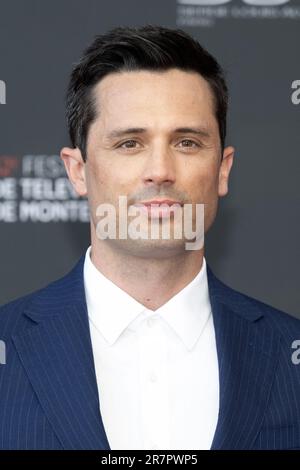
[66,25,228,162]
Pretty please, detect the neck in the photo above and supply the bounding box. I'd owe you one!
[89,232,205,311]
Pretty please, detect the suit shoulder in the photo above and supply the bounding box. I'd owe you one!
[253,295,300,338]
[221,278,300,337]
[0,277,66,337]
[0,255,85,337]
[0,290,37,337]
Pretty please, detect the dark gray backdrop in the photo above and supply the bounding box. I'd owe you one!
[0,0,299,317]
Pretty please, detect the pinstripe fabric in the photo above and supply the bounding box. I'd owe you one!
[0,254,300,449]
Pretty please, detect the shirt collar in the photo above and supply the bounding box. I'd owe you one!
[83,246,212,351]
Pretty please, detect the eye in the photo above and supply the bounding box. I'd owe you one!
[177,139,200,149]
[117,139,141,149]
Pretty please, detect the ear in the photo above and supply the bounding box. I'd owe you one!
[218,145,235,197]
[60,147,87,196]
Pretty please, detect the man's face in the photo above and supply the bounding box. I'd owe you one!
[62,68,234,257]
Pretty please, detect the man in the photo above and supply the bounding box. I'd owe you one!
[0,25,300,451]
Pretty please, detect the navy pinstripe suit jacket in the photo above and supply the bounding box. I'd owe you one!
[1,254,300,450]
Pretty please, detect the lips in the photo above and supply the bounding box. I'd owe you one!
[136,199,183,207]
[132,199,183,219]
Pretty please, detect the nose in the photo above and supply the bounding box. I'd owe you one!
[142,145,176,186]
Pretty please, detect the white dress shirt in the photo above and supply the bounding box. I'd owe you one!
[83,245,219,450]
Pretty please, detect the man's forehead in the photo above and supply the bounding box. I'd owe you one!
[92,70,216,134]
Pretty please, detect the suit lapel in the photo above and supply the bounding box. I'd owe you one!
[207,266,281,449]
[12,256,111,450]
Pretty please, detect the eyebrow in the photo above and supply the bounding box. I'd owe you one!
[105,126,211,141]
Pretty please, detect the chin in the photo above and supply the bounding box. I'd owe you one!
[110,237,189,259]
